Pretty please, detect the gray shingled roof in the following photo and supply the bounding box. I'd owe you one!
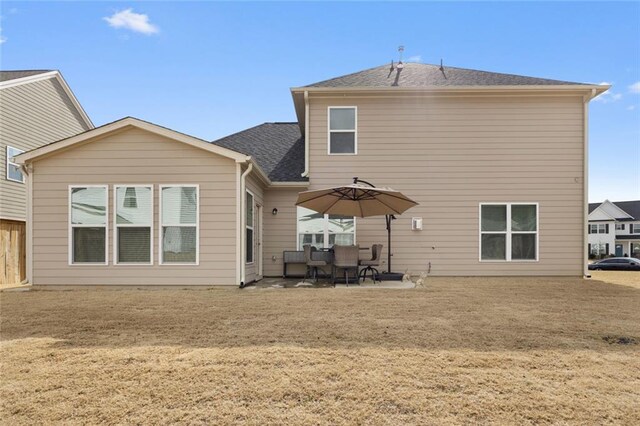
[589,200,640,220]
[0,70,52,82]
[304,63,584,88]
[211,123,306,182]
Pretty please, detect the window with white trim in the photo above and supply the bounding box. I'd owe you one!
[615,223,624,231]
[297,207,355,250]
[246,191,254,264]
[480,203,538,261]
[328,107,357,154]
[115,185,153,264]
[589,224,607,234]
[160,185,198,264]
[6,146,25,183]
[70,186,108,264]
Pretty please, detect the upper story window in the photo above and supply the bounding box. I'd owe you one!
[69,186,108,265]
[615,223,625,231]
[589,224,608,234]
[480,203,538,261]
[160,185,199,264]
[6,146,25,183]
[631,224,640,234]
[328,107,357,155]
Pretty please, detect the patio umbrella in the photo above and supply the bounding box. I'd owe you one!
[295,177,418,274]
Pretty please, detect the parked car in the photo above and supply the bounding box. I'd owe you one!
[588,257,640,271]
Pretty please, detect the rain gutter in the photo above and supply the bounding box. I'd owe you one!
[239,162,253,287]
[301,90,310,178]
[583,88,596,278]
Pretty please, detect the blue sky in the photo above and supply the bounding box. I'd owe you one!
[1,1,638,202]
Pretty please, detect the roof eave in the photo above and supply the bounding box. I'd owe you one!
[291,84,610,94]
[0,70,94,129]
[14,117,249,164]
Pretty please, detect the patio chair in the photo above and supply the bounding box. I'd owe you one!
[332,245,360,286]
[359,244,383,283]
[303,245,328,283]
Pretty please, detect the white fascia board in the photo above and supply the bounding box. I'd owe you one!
[597,200,634,220]
[291,84,611,95]
[14,117,250,164]
[0,71,59,89]
[0,71,94,129]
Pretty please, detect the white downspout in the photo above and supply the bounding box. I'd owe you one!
[239,162,253,287]
[235,163,242,286]
[19,163,33,284]
[583,89,595,277]
[301,90,310,178]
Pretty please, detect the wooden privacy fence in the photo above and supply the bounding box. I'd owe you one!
[1,220,26,285]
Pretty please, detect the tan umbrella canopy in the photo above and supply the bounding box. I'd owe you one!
[295,184,418,218]
[295,178,418,276]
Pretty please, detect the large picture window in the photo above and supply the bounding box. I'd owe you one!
[160,185,198,264]
[246,191,254,264]
[328,107,357,154]
[69,186,108,264]
[480,203,538,261]
[6,146,25,183]
[297,207,355,250]
[115,185,153,264]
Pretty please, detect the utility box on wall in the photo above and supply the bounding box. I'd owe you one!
[412,217,423,231]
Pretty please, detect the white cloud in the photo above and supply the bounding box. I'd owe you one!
[629,82,640,94]
[104,9,159,35]
[627,105,636,111]
[407,55,422,63]
[0,27,6,44]
[593,93,622,103]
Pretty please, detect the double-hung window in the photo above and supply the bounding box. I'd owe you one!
[69,186,108,264]
[160,185,199,264]
[6,146,25,183]
[115,185,153,264]
[480,203,538,261]
[246,191,254,264]
[589,224,607,234]
[328,107,357,154]
[297,206,355,250]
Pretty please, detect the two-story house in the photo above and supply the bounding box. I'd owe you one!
[15,63,608,286]
[588,200,640,258]
[0,70,93,285]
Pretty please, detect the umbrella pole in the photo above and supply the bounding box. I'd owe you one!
[386,214,392,272]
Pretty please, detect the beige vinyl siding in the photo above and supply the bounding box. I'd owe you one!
[0,77,90,221]
[244,172,264,283]
[262,188,301,277]
[30,127,237,285]
[306,93,585,276]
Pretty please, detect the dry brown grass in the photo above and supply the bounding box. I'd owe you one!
[590,270,640,289]
[1,275,639,425]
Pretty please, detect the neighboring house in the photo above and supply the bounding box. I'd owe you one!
[588,200,640,258]
[0,70,93,285]
[15,63,608,286]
